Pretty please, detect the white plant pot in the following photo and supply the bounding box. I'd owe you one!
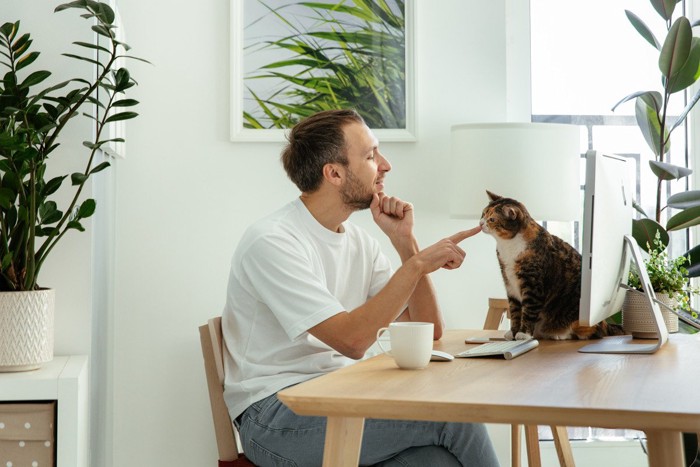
[622,289,679,338]
[0,289,55,372]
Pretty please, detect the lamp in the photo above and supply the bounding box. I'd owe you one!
[449,122,581,221]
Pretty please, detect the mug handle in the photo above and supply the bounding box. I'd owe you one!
[376,327,392,355]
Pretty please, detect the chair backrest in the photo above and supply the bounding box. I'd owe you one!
[484,297,510,330]
[199,317,241,461]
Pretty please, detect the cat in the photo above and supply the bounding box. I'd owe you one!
[480,191,625,340]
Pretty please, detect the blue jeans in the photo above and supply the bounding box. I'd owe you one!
[238,392,500,467]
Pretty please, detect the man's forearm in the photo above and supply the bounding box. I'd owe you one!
[393,235,445,338]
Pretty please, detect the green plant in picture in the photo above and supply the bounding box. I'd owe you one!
[612,0,700,275]
[244,0,406,129]
[0,0,146,291]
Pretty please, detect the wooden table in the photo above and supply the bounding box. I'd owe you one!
[278,330,700,467]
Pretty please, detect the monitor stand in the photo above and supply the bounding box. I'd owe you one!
[579,234,669,354]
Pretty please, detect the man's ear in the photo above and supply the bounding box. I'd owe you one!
[323,163,344,186]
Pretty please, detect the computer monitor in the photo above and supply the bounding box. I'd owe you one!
[578,150,669,354]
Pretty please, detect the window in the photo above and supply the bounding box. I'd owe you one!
[531,0,690,261]
[529,0,694,444]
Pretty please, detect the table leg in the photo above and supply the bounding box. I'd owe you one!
[511,424,522,467]
[322,416,365,467]
[646,430,684,467]
[524,425,542,467]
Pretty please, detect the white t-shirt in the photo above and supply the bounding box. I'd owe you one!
[222,198,393,420]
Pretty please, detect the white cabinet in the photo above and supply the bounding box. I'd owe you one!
[0,356,89,467]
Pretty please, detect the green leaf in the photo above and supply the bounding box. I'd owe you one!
[632,199,649,218]
[0,22,17,40]
[0,187,14,210]
[55,1,90,13]
[667,190,700,209]
[659,17,692,81]
[650,0,678,21]
[684,244,700,277]
[635,97,664,156]
[92,2,115,25]
[15,51,39,72]
[89,161,110,174]
[77,198,96,218]
[669,86,700,133]
[112,68,135,93]
[61,53,102,67]
[612,90,660,113]
[38,201,62,225]
[649,160,692,180]
[19,70,51,89]
[112,98,139,107]
[91,24,114,39]
[632,218,668,251]
[66,220,85,232]
[42,176,66,197]
[668,38,700,93]
[667,205,700,231]
[72,41,110,54]
[71,172,88,186]
[1,252,13,270]
[105,111,138,123]
[11,32,31,54]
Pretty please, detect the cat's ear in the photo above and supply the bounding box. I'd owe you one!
[486,190,502,202]
[503,206,519,220]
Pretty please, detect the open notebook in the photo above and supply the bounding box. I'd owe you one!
[455,339,539,360]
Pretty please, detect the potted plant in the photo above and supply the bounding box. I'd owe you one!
[0,0,144,371]
[624,232,698,336]
[612,0,700,273]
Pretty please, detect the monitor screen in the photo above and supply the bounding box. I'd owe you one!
[578,150,669,354]
[579,150,633,327]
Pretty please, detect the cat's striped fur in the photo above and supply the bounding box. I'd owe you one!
[480,191,624,340]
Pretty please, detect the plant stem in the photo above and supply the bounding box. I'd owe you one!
[34,30,118,272]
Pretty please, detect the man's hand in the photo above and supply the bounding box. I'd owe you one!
[411,226,482,273]
[370,193,414,241]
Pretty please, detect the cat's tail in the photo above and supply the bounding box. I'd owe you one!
[571,321,626,340]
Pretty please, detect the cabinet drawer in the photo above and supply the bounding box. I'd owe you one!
[0,402,55,467]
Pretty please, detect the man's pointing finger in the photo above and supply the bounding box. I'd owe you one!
[449,226,482,244]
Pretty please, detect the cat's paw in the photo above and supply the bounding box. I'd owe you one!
[504,330,515,341]
[515,332,532,340]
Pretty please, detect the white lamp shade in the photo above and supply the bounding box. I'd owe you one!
[449,122,581,221]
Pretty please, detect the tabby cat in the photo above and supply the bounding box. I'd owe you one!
[480,191,624,340]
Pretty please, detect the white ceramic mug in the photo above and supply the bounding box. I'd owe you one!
[376,322,434,370]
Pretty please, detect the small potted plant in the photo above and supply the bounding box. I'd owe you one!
[0,1,145,371]
[624,232,698,337]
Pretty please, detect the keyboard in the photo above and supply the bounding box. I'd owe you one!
[455,339,539,360]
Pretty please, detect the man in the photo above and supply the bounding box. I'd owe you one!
[222,109,498,466]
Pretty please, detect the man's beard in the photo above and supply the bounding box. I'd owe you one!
[340,169,374,210]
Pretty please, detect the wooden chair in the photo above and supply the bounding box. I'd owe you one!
[199,317,256,467]
[486,298,575,467]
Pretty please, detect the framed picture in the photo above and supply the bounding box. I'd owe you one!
[230,0,415,142]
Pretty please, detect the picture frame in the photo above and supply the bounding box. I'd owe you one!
[230,0,415,143]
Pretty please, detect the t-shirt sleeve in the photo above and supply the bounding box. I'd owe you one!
[239,234,346,340]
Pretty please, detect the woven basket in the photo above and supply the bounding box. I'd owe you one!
[622,289,679,338]
[0,289,55,372]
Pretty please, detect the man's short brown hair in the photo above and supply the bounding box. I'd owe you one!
[281,109,366,193]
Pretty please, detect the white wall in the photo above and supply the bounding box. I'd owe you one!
[110,1,516,465]
[4,1,520,465]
